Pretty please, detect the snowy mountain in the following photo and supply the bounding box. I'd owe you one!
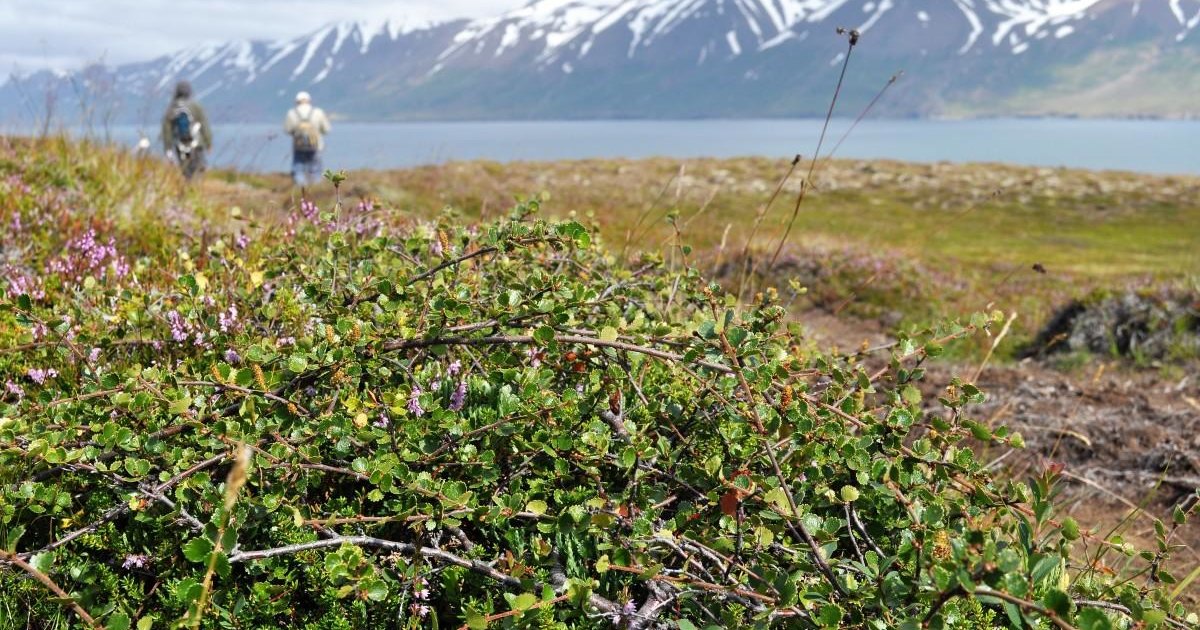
[3,0,1200,124]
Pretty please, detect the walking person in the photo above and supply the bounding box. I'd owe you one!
[283,91,331,188]
[160,81,212,181]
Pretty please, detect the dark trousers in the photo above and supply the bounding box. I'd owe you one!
[292,150,322,188]
[177,147,207,180]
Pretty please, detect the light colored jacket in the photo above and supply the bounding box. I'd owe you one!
[283,104,331,151]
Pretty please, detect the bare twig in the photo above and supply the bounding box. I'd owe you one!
[0,549,104,629]
[384,333,734,374]
[228,535,619,614]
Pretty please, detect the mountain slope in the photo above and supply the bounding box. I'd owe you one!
[2,0,1199,124]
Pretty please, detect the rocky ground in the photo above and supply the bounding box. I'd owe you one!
[799,311,1200,602]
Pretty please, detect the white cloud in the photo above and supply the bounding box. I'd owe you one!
[0,0,521,74]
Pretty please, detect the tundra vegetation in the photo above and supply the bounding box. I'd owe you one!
[0,137,1197,629]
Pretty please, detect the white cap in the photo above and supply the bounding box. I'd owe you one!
[295,91,311,103]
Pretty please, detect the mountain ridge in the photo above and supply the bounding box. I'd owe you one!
[2,0,1199,124]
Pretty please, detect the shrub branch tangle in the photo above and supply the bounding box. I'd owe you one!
[0,143,1196,629]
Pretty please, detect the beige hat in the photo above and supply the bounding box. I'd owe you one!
[295,91,311,103]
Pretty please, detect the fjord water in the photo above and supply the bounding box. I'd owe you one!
[82,118,1200,175]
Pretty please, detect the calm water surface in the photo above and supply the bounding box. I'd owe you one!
[54,119,1200,175]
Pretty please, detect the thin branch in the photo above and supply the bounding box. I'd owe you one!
[973,587,1075,630]
[0,549,104,629]
[1073,599,1190,630]
[384,333,734,374]
[228,535,619,614]
[179,380,310,415]
[15,452,228,560]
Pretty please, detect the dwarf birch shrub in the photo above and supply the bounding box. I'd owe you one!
[0,144,1196,629]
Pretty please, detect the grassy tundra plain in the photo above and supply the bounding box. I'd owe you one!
[212,155,1200,360]
[1,136,1198,628]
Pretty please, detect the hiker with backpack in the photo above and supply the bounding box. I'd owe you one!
[283,91,331,188]
[160,81,212,180]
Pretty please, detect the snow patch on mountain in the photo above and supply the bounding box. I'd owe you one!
[984,0,1100,52]
[1168,0,1200,40]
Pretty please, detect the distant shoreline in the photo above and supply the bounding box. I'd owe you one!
[5,118,1198,177]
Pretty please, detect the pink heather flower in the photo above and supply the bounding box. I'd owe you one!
[300,199,319,222]
[235,233,250,250]
[121,554,150,569]
[276,336,296,348]
[4,380,24,400]
[612,601,638,625]
[224,348,241,364]
[429,238,443,258]
[526,347,543,368]
[407,387,425,418]
[27,368,58,385]
[414,587,430,600]
[449,380,467,411]
[218,305,239,333]
[409,604,431,618]
[447,360,462,377]
[374,412,390,429]
[44,229,128,285]
[166,310,191,343]
[31,322,48,341]
[3,266,45,300]
[87,347,102,363]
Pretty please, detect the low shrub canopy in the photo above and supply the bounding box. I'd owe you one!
[0,142,1196,629]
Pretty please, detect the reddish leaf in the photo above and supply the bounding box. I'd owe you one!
[720,489,740,518]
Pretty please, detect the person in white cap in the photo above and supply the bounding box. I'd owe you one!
[283,91,331,188]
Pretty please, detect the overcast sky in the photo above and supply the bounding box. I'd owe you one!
[0,0,521,74]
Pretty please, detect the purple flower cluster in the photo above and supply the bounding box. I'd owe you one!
[527,347,543,368]
[4,380,24,400]
[409,577,431,618]
[4,175,31,196]
[373,412,390,429]
[611,601,638,625]
[121,554,150,569]
[224,348,241,364]
[449,380,467,411]
[218,305,239,333]
[300,199,319,222]
[407,386,425,418]
[87,347,102,364]
[234,232,250,250]
[2,265,45,300]
[27,367,58,385]
[166,310,192,343]
[45,228,129,284]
